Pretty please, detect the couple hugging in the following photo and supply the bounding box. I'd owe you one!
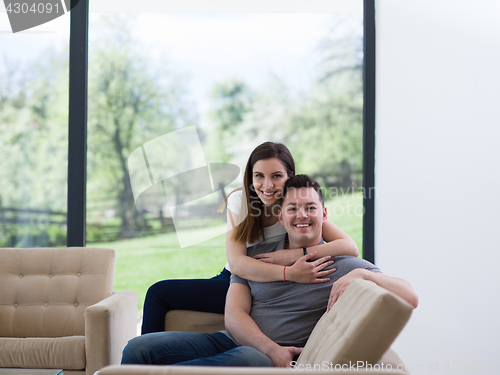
[123,142,418,368]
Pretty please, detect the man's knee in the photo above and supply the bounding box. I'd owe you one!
[122,335,153,364]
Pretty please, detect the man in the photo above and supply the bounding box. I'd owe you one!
[122,175,418,367]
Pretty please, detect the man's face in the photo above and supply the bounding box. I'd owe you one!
[279,187,327,247]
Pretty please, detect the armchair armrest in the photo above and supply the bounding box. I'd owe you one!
[85,290,138,375]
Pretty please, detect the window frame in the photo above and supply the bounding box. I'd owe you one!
[363,0,376,263]
[66,0,88,246]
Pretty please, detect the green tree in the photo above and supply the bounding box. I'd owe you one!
[285,16,363,188]
[203,16,363,190]
[0,49,69,246]
[0,49,68,210]
[205,78,254,163]
[87,15,195,235]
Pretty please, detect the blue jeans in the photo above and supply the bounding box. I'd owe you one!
[121,331,274,367]
[141,268,231,334]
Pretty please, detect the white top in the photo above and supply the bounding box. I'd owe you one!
[225,190,286,271]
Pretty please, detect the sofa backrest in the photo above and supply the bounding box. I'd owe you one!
[0,247,115,338]
[297,279,414,367]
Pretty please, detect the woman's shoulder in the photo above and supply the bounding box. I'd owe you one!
[226,189,243,213]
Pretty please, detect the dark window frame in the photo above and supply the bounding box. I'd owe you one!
[363,0,376,263]
[66,1,376,263]
[66,0,88,247]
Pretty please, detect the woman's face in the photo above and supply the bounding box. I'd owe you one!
[252,157,289,206]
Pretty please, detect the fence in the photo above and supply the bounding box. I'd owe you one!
[0,205,187,246]
[1,171,363,247]
[0,206,67,247]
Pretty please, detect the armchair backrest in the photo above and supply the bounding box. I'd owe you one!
[0,247,115,338]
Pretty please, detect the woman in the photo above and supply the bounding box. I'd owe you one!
[141,142,358,334]
[225,142,358,283]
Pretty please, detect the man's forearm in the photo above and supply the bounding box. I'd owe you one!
[328,268,419,312]
[225,307,281,359]
[361,270,419,308]
[225,283,283,363]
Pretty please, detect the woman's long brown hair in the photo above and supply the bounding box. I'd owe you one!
[227,142,295,244]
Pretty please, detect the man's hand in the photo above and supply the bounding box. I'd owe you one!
[287,252,335,283]
[327,268,365,312]
[254,248,302,266]
[268,345,303,367]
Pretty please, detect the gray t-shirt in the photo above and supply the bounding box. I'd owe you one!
[226,234,381,347]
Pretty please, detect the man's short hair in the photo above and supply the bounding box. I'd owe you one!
[282,174,324,207]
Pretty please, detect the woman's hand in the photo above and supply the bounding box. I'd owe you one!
[254,248,302,266]
[287,252,336,283]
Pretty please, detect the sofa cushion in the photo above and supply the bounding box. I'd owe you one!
[0,336,85,369]
[296,279,413,367]
[0,247,115,337]
[165,310,225,333]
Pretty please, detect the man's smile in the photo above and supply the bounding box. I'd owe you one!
[294,223,311,228]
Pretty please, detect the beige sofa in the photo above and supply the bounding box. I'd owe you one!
[0,247,138,375]
[101,279,414,374]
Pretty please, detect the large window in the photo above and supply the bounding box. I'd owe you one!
[0,11,70,247]
[0,1,374,314]
[86,3,365,309]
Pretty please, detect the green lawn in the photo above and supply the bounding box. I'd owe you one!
[91,227,228,315]
[323,191,364,257]
[91,192,363,314]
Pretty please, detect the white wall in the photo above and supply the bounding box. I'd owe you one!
[375,1,500,374]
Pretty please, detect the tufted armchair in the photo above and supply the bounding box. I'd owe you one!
[0,247,138,375]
